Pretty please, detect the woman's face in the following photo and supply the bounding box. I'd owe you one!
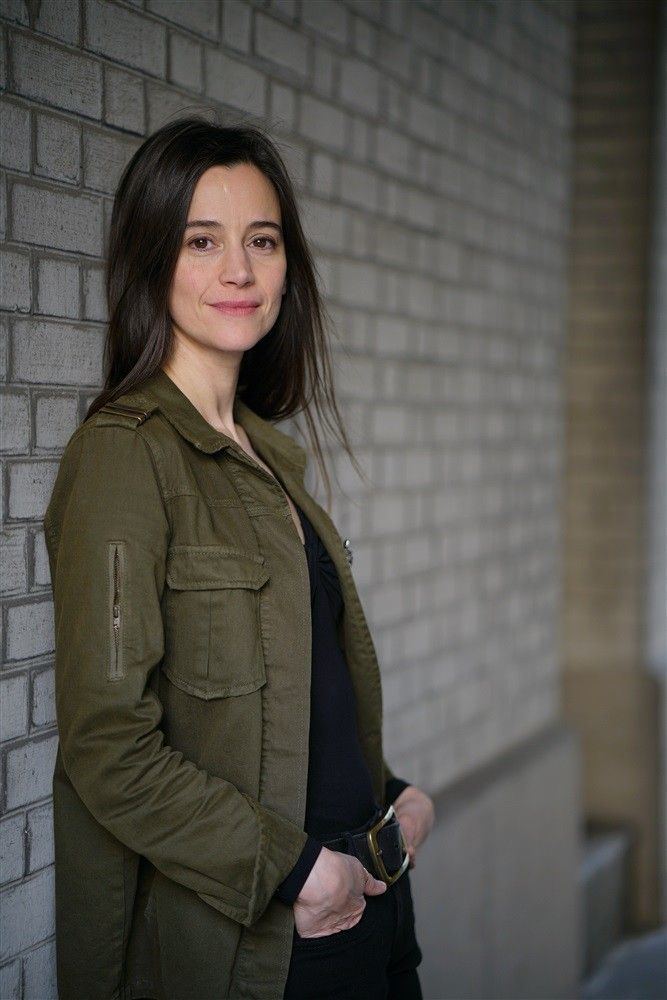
[168,162,287,365]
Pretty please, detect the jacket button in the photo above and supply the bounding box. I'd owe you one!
[343,538,353,565]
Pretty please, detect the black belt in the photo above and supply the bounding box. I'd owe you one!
[321,804,410,886]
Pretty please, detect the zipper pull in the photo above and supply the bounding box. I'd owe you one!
[342,537,353,565]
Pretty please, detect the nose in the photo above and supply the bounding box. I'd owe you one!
[217,243,254,286]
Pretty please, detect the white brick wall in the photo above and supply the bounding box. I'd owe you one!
[0,0,575,993]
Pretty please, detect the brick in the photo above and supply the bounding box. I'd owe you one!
[276,137,307,188]
[339,162,378,210]
[407,94,452,146]
[222,0,251,53]
[0,250,31,312]
[336,259,379,306]
[272,0,297,18]
[339,57,380,115]
[35,394,79,450]
[1,0,28,26]
[204,50,266,117]
[0,101,30,172]
[270,81,296,131]
[299,196,346,252]
[0,314,8,381]
[299,95,347,151]
[11,318,105,386]
[27,802,54,873]
[4,733,57,818]
[0,674,28,742]
[377,30,411,83]
[373,126,411,178]
[335,354,376,400]
[0,529,27,595]
[302,0,348,44]
[85,0,167,78]
[35,114,80,184]
[36,258,80,319]
[0,172,6,241]
[373,315,411,356]
[5,599,54,663]
[35,0,79,45]
[147,0,219,42]
[104,66,146,134]
[0,391,30,453]
[33,530,52,589]
[255,13,308,80]
[7,460,59,521]
[310,152,336,197]
[145,81,213,135]
[0,27,5,92]
[169,32,203,92]
[31,669,55,729]
[11,182,103,256]
[0,959,21,1000]
[371,404,410,444]
[82,129,141,195]
[0,867,55,959]
[23,937,57,1000]
[81,263,106,322]
[351,14,376,59]
[10,33,101,119]
[0,814,25,886]
[312,44,335,97]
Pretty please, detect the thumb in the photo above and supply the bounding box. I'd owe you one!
[362,868,387,895]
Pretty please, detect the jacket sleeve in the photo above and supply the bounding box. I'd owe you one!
[44,424,309,928]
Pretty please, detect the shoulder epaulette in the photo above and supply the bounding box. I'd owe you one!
[98,400,157,428]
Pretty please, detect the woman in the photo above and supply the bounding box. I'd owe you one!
[44,116,435,1000]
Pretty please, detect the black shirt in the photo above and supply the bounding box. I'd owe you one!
[275,503,409,904]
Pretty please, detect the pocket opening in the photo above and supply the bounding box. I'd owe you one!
[108,541,126,681]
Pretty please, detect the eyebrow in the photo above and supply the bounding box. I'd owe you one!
[184,219,283,234]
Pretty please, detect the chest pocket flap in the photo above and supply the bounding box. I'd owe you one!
[163,545,270,699]
[166,546,270,591]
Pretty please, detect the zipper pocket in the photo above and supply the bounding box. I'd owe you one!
[108,541,126,680]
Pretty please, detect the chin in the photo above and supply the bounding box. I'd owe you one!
[208,328,268,353]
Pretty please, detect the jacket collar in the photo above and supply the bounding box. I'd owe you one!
[133,367,308,477]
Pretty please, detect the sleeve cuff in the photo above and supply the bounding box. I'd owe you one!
[385,776,411,806]
[275,836,323,905]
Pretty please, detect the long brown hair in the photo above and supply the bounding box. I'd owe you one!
[87,114,367,509]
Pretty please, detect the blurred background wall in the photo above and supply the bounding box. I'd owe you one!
[562,0,663,938]
[0,2,664,999]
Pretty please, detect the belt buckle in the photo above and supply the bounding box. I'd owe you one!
[366,804,410,885]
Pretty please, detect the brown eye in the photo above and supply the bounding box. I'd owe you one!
[188,237,212,251]
[251,236,277,250]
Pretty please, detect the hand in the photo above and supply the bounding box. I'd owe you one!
[392,785,435,869]
[293,846,387,938]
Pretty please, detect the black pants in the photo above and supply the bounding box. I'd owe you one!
[283,868,423,1000]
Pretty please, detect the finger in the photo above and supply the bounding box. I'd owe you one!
[362,867,387,894]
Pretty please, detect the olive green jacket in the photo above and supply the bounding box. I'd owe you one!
[43,367,400,1000]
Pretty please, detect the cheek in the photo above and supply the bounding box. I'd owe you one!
[265,262,287,301]
[172,261,205,307]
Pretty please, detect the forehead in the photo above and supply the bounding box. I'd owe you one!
[189,163,280,218]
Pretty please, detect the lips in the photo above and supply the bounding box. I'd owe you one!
[209,302,260,315]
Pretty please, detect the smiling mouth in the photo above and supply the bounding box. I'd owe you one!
[209,303,260,315]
